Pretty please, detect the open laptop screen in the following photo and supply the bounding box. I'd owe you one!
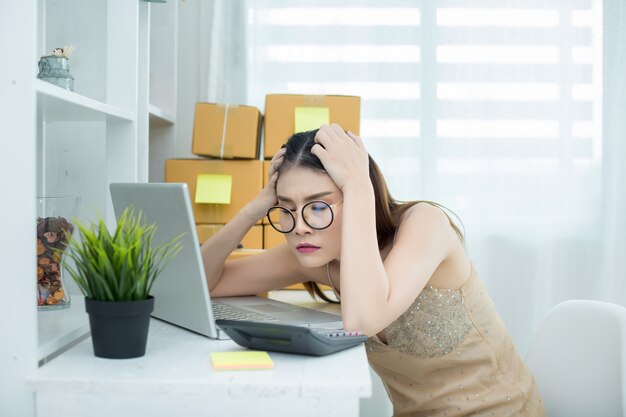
[110,183,219,338]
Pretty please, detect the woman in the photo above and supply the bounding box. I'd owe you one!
[201,124,546,417]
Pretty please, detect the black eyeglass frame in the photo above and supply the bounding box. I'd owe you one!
[266,200,342,234]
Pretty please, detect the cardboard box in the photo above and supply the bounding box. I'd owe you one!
[261,161,273,224]
[263,160,272,188]
[263,94,361,159]
[197,224,263,249]
[263,224,286,249]
[165,159,263,224]
[192,102,261,159]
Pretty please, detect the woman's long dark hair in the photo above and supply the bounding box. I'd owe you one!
[278,129,464,303]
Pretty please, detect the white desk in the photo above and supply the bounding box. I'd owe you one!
[28,292,372,417]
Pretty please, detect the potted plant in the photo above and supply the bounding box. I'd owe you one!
[62,207,182,359]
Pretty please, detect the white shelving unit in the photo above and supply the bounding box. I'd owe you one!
[33,0,150,367]
[2,1,39,414]
[149,103,176,125]
[37,296,89,363]
[36,79,134,123]
[0,1,177,415]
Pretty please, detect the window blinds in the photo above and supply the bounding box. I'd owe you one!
[246,0,602,224]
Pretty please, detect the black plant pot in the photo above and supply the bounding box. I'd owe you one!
[85,296,155,359]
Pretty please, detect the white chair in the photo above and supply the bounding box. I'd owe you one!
[525,300,626,417]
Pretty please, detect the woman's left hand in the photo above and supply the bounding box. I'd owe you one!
[311,124,370,191]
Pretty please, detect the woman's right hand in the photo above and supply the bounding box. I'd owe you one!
[242,147,286,222]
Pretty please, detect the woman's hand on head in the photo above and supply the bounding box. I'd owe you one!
[242,147,286,222]
[311,124,370,192]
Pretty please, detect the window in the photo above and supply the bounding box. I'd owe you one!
[246,0,602,226]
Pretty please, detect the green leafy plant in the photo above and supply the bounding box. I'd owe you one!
[62,207,183,302]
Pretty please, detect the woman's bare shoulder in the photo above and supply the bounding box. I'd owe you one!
[397,202,454,236]
[400,203,470,289]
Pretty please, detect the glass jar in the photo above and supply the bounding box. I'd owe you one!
[37,196,80,310]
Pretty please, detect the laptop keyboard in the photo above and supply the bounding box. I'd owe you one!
[212,302,279,322]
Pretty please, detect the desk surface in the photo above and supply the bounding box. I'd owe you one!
[29,291,372,417]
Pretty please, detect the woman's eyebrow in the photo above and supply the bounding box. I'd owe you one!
[277,191,333,203]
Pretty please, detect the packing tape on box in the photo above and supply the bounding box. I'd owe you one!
[219,104,229,158]
[209,143,234,158]
[303,95,326,106]
[216,104,240,158]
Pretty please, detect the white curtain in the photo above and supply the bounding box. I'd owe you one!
[599,0,626,329]
[204,0,626,356]
[199,0,248,103]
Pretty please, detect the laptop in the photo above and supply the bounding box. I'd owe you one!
[109,182,344,340]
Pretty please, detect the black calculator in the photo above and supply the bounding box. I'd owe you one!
[216,319,368,356]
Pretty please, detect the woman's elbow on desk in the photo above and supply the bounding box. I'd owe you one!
[343,322,381,338]
[342,313,387,337]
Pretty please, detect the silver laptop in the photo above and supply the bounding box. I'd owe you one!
[109,182,343,340]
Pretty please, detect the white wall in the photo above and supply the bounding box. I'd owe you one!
[148,0,204,182]
[175,0,204,160]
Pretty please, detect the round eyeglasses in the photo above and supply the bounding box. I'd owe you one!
[266,201,342,234]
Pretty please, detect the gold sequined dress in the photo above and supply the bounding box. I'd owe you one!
[363,263,546,417]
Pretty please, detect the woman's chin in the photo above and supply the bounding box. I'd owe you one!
[294,251,329,268]
[296,257,325,269]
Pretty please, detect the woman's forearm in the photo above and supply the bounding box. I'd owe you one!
[340,181,390,332]
[200,204,260,290]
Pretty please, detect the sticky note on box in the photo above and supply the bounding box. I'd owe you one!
[211,351,274,370]
[195,174,232,204]
[294,107,330,133]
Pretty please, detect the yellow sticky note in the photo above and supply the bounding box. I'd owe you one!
[211,351,274,370]
[294,107,330,133]
[195,174,232,204]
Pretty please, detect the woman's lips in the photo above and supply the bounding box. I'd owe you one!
[297,244,320,254]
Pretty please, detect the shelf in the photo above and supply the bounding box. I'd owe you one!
[149,104,175,125]
[36,79,134,123]
[38,295,90,362]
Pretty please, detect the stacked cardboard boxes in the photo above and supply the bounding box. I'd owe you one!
[166,102,263,253]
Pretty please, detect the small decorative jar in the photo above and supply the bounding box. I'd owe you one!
[37,56,74,91]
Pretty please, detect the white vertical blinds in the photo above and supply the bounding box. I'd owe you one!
[246,0,602,227]
[432,1,601,226]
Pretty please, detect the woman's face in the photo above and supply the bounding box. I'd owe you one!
[275,166,343,268]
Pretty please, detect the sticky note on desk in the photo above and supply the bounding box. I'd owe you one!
[295,107,329,132]
[211,351,274,370]
[195,174,232,204]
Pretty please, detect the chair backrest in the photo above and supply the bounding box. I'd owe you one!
[525,300,626,417]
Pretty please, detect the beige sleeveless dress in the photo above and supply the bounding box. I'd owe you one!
[327,262,546,416]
